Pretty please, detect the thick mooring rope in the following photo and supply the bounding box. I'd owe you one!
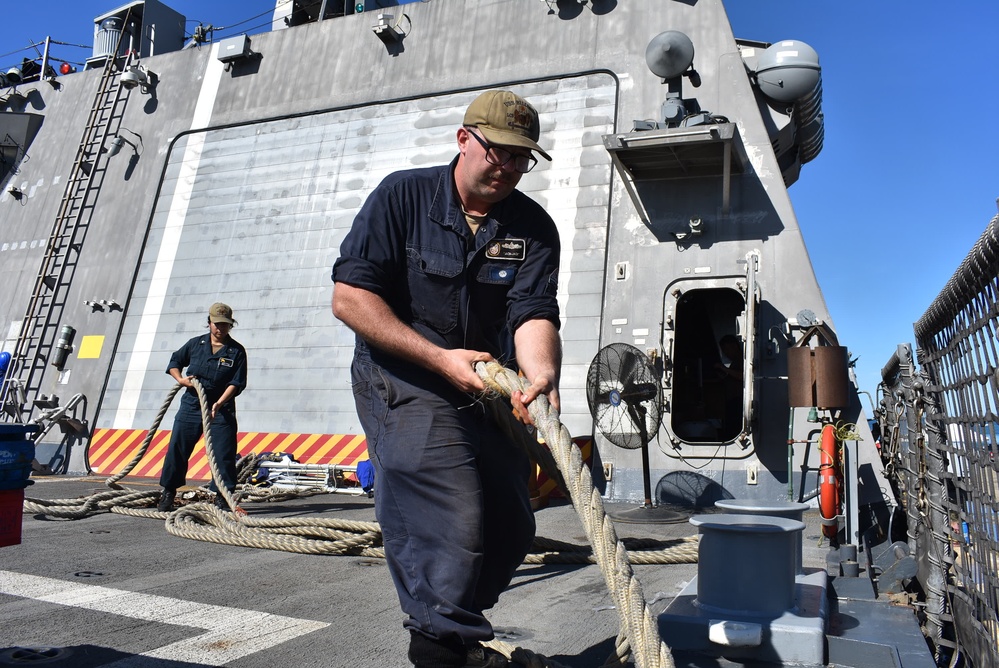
[20,384,186,518]
[476,361,675,668]
[23,366,691,666]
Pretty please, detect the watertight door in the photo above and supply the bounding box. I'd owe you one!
[661,263,757,445]
[741,252,760,437]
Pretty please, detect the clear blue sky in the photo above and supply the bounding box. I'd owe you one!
[3,0,998,401]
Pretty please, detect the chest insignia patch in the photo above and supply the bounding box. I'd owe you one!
[486,238,526,261]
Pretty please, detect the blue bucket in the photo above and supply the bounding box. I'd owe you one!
[0,425,37,491]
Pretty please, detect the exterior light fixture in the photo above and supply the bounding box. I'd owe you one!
[217,35,253,72]
[4,67,22,86]
[372,13,407,44]
[107,136,133,157]
[119,64,155,93]
[106,128,141,158]
[84,298,121,312]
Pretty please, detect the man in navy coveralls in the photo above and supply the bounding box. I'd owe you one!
[332,90,561,667]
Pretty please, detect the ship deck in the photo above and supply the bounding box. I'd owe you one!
[1,476,930,667]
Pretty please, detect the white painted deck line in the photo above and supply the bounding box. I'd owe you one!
[0,570,329,666]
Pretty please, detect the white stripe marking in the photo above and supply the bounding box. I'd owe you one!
[111,43,227,429]
[0,570,329,666]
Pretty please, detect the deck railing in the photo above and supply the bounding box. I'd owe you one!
[877,214,999,668]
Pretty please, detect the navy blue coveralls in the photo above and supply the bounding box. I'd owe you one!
[332,157,560,650]
[159,334,248,494]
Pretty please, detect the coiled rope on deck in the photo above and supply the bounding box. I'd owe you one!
[20,384,187,518]
[21,377,696,563]
[23,367,690,666]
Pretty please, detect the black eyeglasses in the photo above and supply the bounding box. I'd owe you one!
[465,128,538,174]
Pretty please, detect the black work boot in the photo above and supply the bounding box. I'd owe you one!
[465,643,509,667]
[213,493,229,511]
[157,489,176,512]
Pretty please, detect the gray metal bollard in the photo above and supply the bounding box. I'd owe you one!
[714,499,809,574]
[690,513,805,615]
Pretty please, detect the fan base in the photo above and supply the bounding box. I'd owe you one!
[607,503,688,524]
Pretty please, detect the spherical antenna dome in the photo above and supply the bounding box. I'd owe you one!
[645,30,695,80]
[755,40,821,103]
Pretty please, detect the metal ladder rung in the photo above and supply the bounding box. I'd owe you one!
[4,16,137,421]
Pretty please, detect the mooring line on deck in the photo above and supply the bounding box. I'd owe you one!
[23,368,691,667]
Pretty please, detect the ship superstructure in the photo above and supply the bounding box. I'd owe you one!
[0,0,883,511]
[5,3,988,665]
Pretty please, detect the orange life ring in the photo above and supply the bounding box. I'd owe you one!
[819,424,841,539]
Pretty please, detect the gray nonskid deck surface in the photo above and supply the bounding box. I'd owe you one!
[2,477,702,667]
[0,477,901,667]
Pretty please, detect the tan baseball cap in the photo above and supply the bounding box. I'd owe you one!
[208,302,236,325]
[463,90,551,161]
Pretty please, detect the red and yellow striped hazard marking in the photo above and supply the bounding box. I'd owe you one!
[87,428,591,492]
[88,428,369,480]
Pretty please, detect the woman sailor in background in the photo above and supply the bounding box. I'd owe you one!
[157,302,247,512]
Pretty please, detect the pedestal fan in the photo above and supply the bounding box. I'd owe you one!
[586,342,685,523]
